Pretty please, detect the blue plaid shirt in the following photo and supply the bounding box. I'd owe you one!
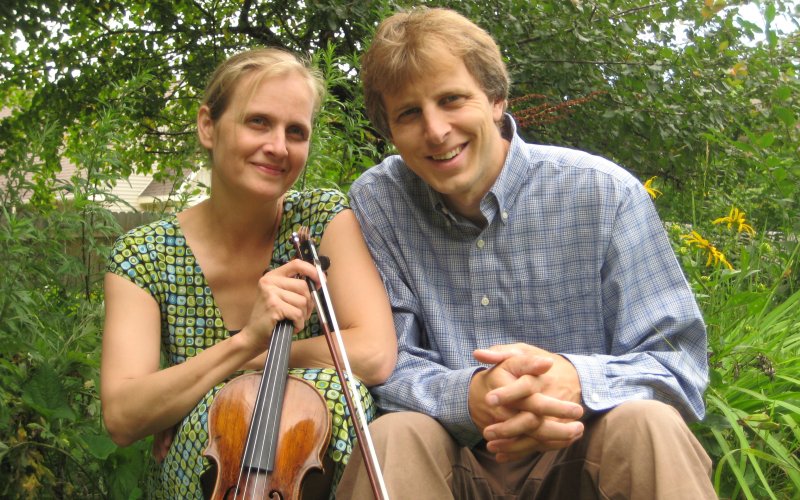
[350,116,708,447]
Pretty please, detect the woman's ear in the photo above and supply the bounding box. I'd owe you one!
[197,105,215,150]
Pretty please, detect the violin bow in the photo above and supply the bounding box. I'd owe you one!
[293,229,390,500]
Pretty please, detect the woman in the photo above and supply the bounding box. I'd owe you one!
[101,48,396,498]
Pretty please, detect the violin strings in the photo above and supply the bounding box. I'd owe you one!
[236,330,271,498]
[235,320,292,497]
[260,320,292,497]
[262,321,292,495]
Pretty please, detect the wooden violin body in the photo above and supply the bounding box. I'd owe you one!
[201,231,385,500]
[204,372,331,499]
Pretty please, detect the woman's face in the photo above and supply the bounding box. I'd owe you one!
[198,70,315,201]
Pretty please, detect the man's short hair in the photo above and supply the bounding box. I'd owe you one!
[361,7,510,138]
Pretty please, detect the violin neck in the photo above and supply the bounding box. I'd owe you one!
[241,320,294,474]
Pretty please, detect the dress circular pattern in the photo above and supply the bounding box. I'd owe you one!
[106,189,376,498]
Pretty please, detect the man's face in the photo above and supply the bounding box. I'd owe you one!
[383,50,508,217]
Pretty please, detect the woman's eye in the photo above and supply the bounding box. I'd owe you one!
[248,116,267,127]
[287,126,307,140]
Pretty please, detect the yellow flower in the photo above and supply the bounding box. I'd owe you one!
[713,207,756,236]
[682,230,710,247]
[643,176,662,199]
[682,230,734,270]
[706,245,734,270]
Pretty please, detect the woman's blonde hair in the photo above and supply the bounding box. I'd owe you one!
[201,47,326,122]
[361,7,509,138]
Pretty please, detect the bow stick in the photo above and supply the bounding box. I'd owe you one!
[292,229,390,500]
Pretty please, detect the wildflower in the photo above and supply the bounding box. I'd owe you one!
[643,176,662,199]
[713,207,756,236]
[682,230,734,270]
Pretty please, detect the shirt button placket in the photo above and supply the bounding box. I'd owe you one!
[476,240,489,307]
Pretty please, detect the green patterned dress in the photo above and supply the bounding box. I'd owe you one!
[106,188,377,498]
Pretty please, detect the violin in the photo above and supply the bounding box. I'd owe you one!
[202,230,389,499]
[203,315,330,498]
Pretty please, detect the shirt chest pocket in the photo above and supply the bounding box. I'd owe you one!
[495,275,603,348]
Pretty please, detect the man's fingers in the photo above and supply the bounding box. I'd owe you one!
[490,435,580,463]
[488,389,584,421]
[473,348,518,365]
[484,410,584,444]
[475,349,554,378]
[473,343,547,367]
[483,415,585,462]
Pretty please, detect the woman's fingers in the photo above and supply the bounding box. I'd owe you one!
[241,259,322,347]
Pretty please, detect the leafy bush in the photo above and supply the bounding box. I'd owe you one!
[0,92,156,499]
[655,177,800,499]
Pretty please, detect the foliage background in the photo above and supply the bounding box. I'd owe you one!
[0,0,798,498]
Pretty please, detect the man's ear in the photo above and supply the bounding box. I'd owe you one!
[197,105,214,150]
[492,98,507,123]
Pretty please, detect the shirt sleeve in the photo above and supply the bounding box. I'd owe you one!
[562,181,708,422]
[106,228,161,300]
[350,178,485,447]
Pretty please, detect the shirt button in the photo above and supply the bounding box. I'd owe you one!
[476,239,485,249]
[591,393,601,403]
[480,296,490,306]
[501,211,509,221]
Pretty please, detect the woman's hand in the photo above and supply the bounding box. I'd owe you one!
[238,258,321,352]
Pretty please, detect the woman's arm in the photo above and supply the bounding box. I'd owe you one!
[100,259,318,447]
[288,209,397,386]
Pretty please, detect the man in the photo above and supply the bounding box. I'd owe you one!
[338,7,715,499]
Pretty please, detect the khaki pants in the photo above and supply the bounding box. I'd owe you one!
[336,400,716,499]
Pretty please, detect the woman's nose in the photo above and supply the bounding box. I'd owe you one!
[263,130,288,157]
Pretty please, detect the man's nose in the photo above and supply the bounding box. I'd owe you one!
[422,109,450,144]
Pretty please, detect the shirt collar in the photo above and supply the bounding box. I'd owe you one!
[487,114,529,225]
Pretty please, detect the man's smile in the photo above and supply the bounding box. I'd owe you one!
[430,144,465,161]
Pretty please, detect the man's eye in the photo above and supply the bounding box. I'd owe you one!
[442,95,463,105]
[396,108,419,121]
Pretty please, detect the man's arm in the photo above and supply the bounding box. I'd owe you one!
[357,229,484,444]
[350,176,487,446]
[567,181,708,421]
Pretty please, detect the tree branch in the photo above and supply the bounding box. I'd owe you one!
[518,58,648,66]
[609,2,671,20]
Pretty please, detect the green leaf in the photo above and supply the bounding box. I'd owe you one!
[82,432,117,459]
[764,3,776,23]
[106,442,151,499]
[772,86,793,101]
[754,132,775,149]
[732,140,757,155]
[772,106,796,128]
[767,30,778,48]
[21,364,76,421]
